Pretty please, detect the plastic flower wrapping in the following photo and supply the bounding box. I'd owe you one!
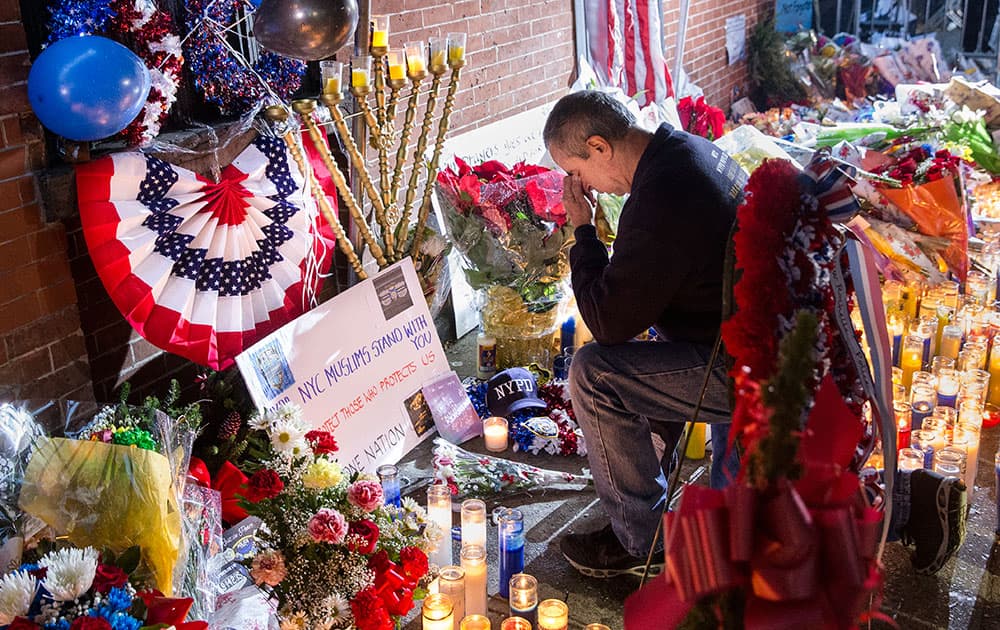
[4,397,200,598]
[677,96,726,141]
[436,158,573,367]
[431,438,591,499]
[0,544,207,629]
[238,404,436,630]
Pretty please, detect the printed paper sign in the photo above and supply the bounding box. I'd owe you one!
[236,258,449,475]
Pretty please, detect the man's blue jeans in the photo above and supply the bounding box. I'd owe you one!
[568,339,736,557]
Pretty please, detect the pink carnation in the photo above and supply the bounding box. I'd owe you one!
[347,480,384,512]
[307,508,349,544]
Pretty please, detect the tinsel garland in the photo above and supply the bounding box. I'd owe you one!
[465,378,586,457]
[47,0,183,146]
[183,0,305,115]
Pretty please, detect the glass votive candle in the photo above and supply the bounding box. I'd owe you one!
[931,355,956,377]
[922,415,948,453]
[940,445,968,477]
[405,41,427,79]
[958,398,984,430]
[894,399,912,450]
[900,334,924,389]
[386,50,406,84]
[423,593,454,630]
[429,36,447,73]
[960,346,986,372]
[892,366,903,386]
[899,447,925,471]
[955,421,981,498]
[933,448,964,479]
[319,60,342,96]
[377,463,401,507]
[538,599,569,630]
[892,382,907,403]
[910,383,935,429]
[498,509,524,598]
[585,625,612,630]
[912,370,937,389]
[461,615,490,630]
[966,270,990,305]
[910,429,935,468]
[910,318,935,366]
[509,573,538,626]
[438,566,465,629]
[940,324,963,360]
[461,544,488,616]
[965,369,991,403]
[427,484,452,568]
[501,619,532,630]
[461,498,487,550]
[351,55,372,91]
[483,416,509,452]
[371,14,390,53]
[447,32,467,67]
[936,367,960,407]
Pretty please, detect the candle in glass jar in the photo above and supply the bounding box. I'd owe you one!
[423,593,454,630]
[461,544,487,616]
[538,599,569,630]
[900,334,924,390]
[988,344,1000,406]
[939,325,963,360]
[351,55,371,88]
[936,368,960,407]
[319,60,342,95]
[585,625,612,630]
[387,50,406,81]
[501,619,531,630]
[910,383,935,429]
[438,566,465,630]
[955,422,980,499]
[405,41,427,78]
[461,499,487,549]
[498,509,524,598]
[377,464,401,507]
[888,315,904,366]
[460,615,490,630]
[427,484,452,569]
[898,447,925,471]
[371,14,390,51]
[429,36,447,73]
[484,416,509,452]
[508,573,537,626]
[447,32,467,66]
[894,400,911,452]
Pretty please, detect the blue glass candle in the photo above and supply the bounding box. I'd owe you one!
[911,430,935,469]
[508,573,538,626]
[498,508,525,599]
[377,464,401,507]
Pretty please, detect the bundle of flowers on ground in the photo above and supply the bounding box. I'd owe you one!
[436,158,573,367]
[238,405,436,630]
[0,545,206,630]
[432,438,591,498]
[677,96,726,140]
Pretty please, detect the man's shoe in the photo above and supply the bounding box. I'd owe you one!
[901,469,967,574]
[559,524,663,578]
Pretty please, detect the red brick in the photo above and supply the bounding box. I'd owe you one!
[0,145,25,180]
[0,23,26,56]
[1,115,22,146]
[0,291,39,332]
[0,235,29,272]
[50,331,87,367]
[0,0,20,24]
[17,175,34,204]
[28,225,67,259]
[15,346,51,379]
[0,177,19,211]
[0,85,29,117]
[37,279,78,313]
[0,52,28,87]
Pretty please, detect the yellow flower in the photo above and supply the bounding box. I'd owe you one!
[301,458,343,490]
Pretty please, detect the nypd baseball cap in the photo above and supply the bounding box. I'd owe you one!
[486,367,547,417]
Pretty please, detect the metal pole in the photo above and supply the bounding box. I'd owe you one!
[854,0,861,37]
[351,0,371,271]
[836,0,843,33]
[573,0,588,81]
[673,0,690,97]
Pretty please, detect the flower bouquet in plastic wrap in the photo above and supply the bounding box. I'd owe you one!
[0,544,207,629]
[12,391,201,598]
[238,404,437,630]
[436,158,573,368]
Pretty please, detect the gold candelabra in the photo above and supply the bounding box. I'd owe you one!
[278,29,466,280]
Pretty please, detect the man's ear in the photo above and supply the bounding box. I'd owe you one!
[586,135,613,159]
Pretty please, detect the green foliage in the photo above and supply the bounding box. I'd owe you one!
[746,19,806,108]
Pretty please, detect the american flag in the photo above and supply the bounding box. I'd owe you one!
[76,135,336,370]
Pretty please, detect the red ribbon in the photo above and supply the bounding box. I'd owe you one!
[188,457,249,525]
[139,592,208,629]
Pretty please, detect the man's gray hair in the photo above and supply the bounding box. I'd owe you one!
[543,91,636,159]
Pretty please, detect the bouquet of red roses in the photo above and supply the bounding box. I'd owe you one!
[677,96,726,141]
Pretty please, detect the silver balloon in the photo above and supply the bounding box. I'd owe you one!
[253,0,359,61]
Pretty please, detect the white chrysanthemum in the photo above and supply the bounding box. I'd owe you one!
[401,496,420,513]
[38,547,99,602]
[0,570,37,624]
[270,418,308,455]
[248,411,274,431]
[322,593,351,624]
[275,404,304,423]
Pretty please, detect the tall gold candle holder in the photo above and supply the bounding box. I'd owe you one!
[264,105,367,279]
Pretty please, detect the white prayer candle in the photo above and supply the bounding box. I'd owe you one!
[538,599,569,630]
[461,544,487,617]
[427,484,452,568]
[483,416,508,452]
[438,566,465,630]
[423,593,454,630]
[461,499,487,549]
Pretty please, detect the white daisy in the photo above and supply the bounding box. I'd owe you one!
[38,547,99,602]
[0,570,37,624]
[269,418,308,455]
[248,411,274,431]
[322,593,351,624]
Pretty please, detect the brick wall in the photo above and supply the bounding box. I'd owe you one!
[663,0,773,113]
[0,0,92,401]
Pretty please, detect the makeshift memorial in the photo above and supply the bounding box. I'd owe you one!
[45,0,183,145]
[437,158,572,368]
[0,544,208,629]
[431,438,591,498]
[239,404,437,629]
[75,135,337,370]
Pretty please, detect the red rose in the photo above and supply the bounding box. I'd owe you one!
[474,160,512,181]
[398,546,428,580]
[69,618,112,630]
[384,587,415,617]
[347,519,380,554]
[368,550,391,574]
[351,587,393,630]
[243,469,284,502]
[304,430,338,455]
[8,619,41,630]
[92,563,129,594]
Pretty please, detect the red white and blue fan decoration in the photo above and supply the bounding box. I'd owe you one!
[76,136,336,369]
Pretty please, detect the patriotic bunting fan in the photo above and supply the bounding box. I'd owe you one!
[76,136,336,370]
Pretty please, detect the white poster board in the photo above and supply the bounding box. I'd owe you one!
[432,103,556,338]
[236,258,449,475]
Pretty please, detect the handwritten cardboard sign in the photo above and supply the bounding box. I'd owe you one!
[235,258,448,475]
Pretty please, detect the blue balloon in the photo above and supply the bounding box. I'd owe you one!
[28,36,151,142]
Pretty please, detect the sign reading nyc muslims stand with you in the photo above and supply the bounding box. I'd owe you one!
[236,258,449,475]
